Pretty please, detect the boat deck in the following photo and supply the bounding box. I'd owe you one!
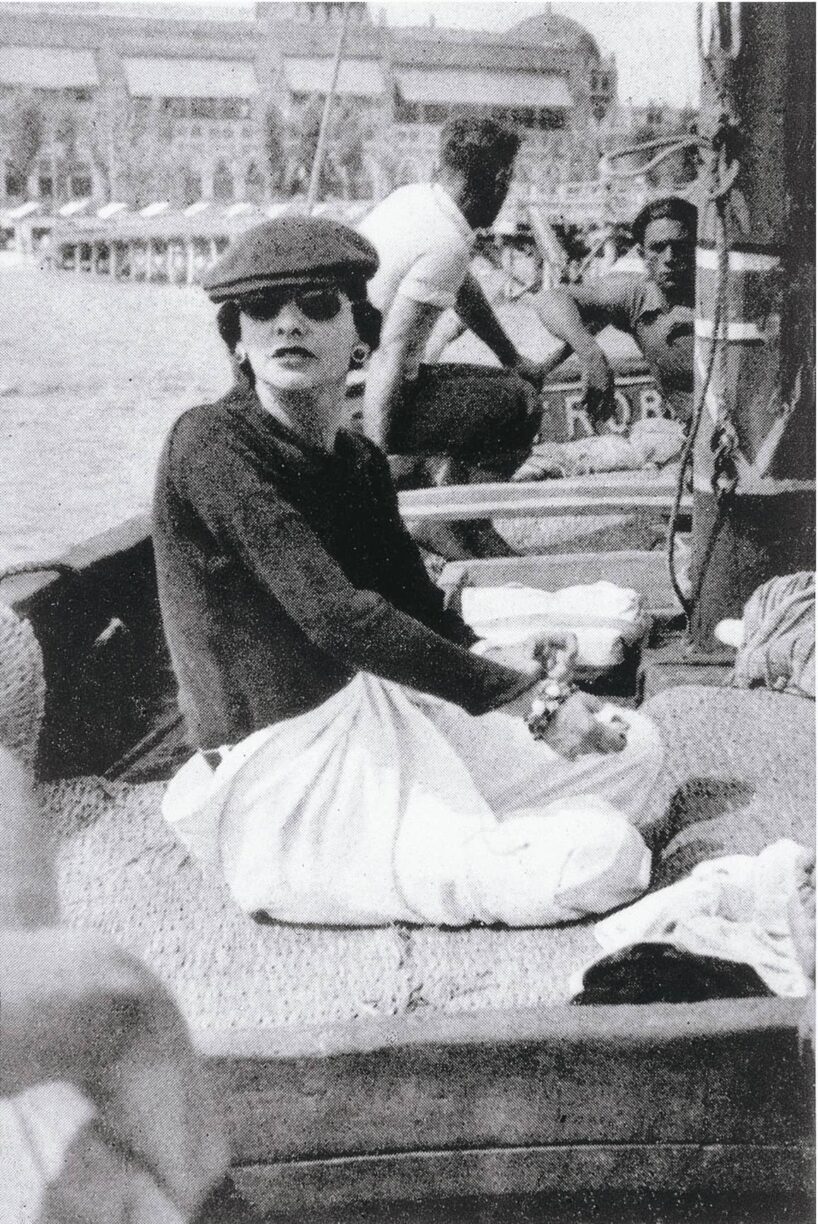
[48,679,813,1222]
[4,511,811,1222]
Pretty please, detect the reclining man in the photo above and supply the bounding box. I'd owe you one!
[533,195,697,430]
[359,116,552,556]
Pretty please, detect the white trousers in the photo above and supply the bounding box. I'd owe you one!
[164,675,663,928]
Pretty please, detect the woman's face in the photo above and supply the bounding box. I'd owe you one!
[238,284,359,395]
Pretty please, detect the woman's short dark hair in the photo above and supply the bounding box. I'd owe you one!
[631,196,698,247]
[350,299,381,351]
[215,299,252,385]
[215,291,382,387]
[216,299,242,353]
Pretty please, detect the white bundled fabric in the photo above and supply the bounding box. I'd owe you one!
[164,673,661,928]
[589,838,814,998]
[513,417,685,481]
[733,571,815,698]
[461,581,650,669]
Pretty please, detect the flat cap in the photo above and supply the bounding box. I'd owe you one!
[202,214,378,303]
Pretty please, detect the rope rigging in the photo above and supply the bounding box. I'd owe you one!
[664,5,746,627]
[666,110,739,623]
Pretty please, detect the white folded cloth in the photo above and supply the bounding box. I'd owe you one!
[461,581,650,669]
[513,417,685,481]
[584,838,814,998]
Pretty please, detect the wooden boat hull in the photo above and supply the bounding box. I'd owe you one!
[2,504,814,1220]
[202,999,812,1215]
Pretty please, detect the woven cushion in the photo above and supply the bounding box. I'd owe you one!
[50,778,405,1032]
[644,685,816,886]
[49,777,595,1033]
[0,604,45,770]
[49,684,814,1035]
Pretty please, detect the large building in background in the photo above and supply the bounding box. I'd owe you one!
[0,1,618,208]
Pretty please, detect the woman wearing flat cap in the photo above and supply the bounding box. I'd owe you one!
[154,215,664,929]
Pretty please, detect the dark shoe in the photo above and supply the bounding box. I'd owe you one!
[454,519,518,559]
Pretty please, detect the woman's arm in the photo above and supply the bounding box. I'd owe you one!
[178,424,535,715]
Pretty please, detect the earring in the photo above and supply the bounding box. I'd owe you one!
[234,345,247,363]
[350,343,369,367]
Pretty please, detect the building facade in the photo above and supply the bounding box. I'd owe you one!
[0,1,617,208]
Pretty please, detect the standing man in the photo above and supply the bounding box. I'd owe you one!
[533,196,697,429]
[359,117,550,555]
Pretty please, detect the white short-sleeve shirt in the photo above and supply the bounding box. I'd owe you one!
[359,183,474,379]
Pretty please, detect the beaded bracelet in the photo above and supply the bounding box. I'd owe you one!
[527,676,577,741]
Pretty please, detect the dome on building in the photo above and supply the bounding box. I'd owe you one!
[505,8,601,60]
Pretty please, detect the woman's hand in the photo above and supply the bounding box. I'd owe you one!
[542,692,628,759]
[533,631,578,685]
[477,632,577,682]
[484,633,577,719]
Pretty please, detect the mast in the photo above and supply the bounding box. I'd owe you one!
[689,2,815,647]
[306,0,352,213]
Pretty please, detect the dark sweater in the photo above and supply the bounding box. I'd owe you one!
[153,384,525,747]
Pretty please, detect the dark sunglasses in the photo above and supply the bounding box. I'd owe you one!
[240,286,344,323]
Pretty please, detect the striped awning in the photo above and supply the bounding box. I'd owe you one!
[396,67,572,109]
[123,57,258,99]
[0,46,98,89]
[283,57,385,98]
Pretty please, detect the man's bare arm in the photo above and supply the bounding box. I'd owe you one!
[456,272,557,387]
[532,286,616,424]
[363,294,439,450]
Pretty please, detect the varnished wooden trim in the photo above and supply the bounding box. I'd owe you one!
[398,473,688,523]
[194,996,805,1061]
[233,1142,813,1215]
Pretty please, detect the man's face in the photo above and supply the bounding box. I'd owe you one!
[640,217,694,299]
[462,158,515,230]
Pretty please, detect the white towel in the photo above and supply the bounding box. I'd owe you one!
[585,839,814,998]
[461,582,650,669]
